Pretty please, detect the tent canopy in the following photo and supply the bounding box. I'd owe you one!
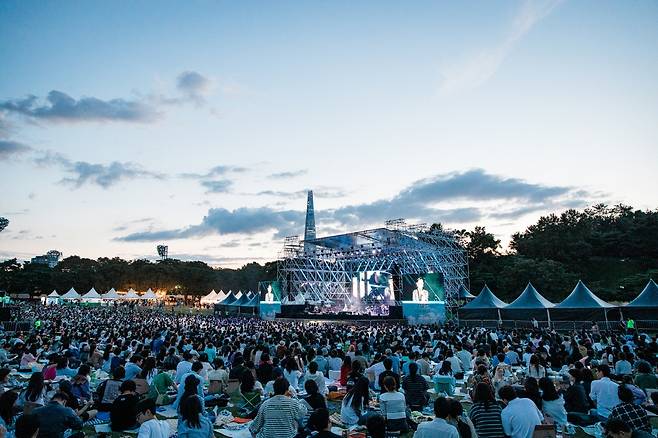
[81,287,102,300]
[200,290,218,304]
[123,288,140,299]
[60,288,81,300]
[48,290,60,297]
[462,285,507,309]
[230,293,251,307]
[555,280,613,308]
[627,279,658,307]
[243,294,260,307]
[456,285,476,300]
[217,292,238,306]
[141,289,158,300]
[103,288,120,300]
[506,282,554,309]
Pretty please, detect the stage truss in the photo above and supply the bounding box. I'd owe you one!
[276,219,469,313]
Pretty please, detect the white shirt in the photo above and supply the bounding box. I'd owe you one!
[456,350,472,371]
[175,360,192,384]
[447,356,463,374]
[589,377,620,418]
[137,418,171,438]
[366,361,387,390]
[304,371,328,395]
[413,418,459,438]
[501,398,544,438]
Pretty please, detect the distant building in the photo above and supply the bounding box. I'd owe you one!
[31,250,61,268]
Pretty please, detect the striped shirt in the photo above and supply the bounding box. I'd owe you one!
[249,395,307,438]
[469,401,506,438]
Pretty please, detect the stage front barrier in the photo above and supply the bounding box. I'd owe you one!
[260,301,281,320]
[401,301,445,325]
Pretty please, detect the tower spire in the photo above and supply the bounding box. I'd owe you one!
[304,190,316,253]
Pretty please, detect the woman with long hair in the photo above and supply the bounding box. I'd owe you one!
[564,368,589,414]
[283,356,301,390]
[539,377,567,425]
[340,376,370,426]
[401,362,429,411]
[178,394,214,437]
[468,382,505,438]
[527,354,546,379]
[523,377,542,410]
[18,372,47,408]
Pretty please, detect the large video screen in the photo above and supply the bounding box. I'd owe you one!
[352,271,394,303]
[258,280,282,302]
[402,272,445,302]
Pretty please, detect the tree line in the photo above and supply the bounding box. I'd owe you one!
[1,203,656,301]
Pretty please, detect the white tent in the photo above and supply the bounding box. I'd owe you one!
[200,290,218,305]
[141,288,158,300]
[102,288,120,300]
[60,287,81,300]
[123,288,140,300]
[234,291,243,299]
[46,290,60,305]
[216,290,227,302]
[81,287,103,303]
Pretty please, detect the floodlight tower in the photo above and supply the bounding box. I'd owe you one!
[157,245,168,260]
[304,190,316,253]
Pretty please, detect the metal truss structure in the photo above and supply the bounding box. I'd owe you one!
[277,219,469,313]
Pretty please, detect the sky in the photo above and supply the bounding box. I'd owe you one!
[1,0,657,267]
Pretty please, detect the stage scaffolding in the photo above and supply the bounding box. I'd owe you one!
[277,219,469,314]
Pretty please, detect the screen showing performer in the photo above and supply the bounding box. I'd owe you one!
[402,272,445,302]
[259,281,281,302]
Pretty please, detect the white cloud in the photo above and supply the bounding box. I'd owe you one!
[438,0,563,95]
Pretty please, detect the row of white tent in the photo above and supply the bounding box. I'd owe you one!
[199,290,256,305]
[46,287,159,304]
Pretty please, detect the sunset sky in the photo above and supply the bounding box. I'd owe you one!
[1,0,657,267]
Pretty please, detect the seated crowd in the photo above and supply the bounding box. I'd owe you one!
[0,304,653,438]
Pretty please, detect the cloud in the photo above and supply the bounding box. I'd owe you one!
[116,169,591,242]
[0,90,159,123]
[0,140,31,160]
[34,151,164,189]
[116,207,304,242]
[179,164,249,179]
[176,71,212,104]
[438,0,563,94]
[267,169,307,179]
[201,179,232,194]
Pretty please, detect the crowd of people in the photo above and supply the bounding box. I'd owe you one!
[0,304,654,438]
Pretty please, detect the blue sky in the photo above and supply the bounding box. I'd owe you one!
[1,0,657,267]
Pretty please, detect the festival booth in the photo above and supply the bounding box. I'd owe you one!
[501,282,554,321]
[141,289,158,301]
[227,292,251,314]
[81,287,103,306]
[200,290,218,306]
[122,288,140,300]
[102,288,120,302]
[240,293,260,315]
[551,280,616,322]
[458,285,507,320]
[46,290,60,305]
[214,291,238,314]
[623,279,658,320]
[60,288,81,302]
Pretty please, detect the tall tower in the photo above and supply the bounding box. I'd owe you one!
[304,190,316,253]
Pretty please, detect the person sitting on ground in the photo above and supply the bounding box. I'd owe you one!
[0,391,18,433]
[96,365,125,412]
[249,377,307,438]
[521,377,542,410]
[498,385,544,438]
[608,385,651,433]
[231,369,262,415]
[136,399,171,438]
[58,380,97,422]
[447,398,477,438]
[70,364,92,401]
[307,408,341,438]
[14,413,39,438]
[590,364,620,420]
[401,362,429,411]
[377,357,399,393]
[468,382,506,438]
[564,368,590,414]
[301,379,326,412]
[634,362,658,391]
[538,377,567,426]
[110,380,140,432]
[32,392,84,438]
[304,361,328,396]
[366,414,387,438]
[603,417,653,438]
[147,367,177,405]
[622,375,647,405]
[177,394,214,438]
[207,358,228,394]
[339,356,352,387]
[16,372,48,411]
[527,354,546,379]
[379,375,409,433]
[413,397,459,438]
